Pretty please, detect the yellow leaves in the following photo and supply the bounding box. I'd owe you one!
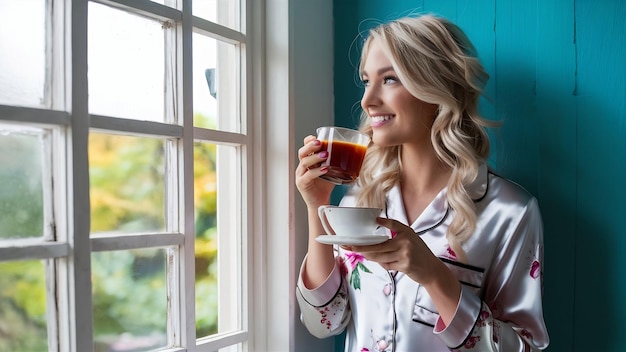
[87,124,219,235]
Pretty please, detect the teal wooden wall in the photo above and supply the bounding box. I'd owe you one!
[333,1,626,351]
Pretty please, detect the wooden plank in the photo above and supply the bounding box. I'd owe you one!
[90,114,183,138]
[493,0,538,195]
[455,0,497,165]
[66,1,95,351]
[423,0,457,20]
[0,241,69,261]
[574,0,626,351]
[92,0,182,22]
[0,104,70,126]
[90,232,184,252]
[535,2,577,351]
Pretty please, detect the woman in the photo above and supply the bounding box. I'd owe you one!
[295,14,549,351]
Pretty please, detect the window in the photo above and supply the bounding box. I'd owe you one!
[0,0,259,351]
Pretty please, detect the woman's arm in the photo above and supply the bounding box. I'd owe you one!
[435,197,549,351]
[296,255,351,338]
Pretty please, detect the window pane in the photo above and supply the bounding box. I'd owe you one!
[193,34,240,133]
[88,2,165,122]
[92,249,168,351]
[89,133,165,235]
[0,0,46,108]
[193,0,240,30]
[0,260,49,351]
[0,124,47,240]
[194,143,241,338]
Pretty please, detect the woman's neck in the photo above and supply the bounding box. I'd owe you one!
[399,144,451,194]
[398,145,451,224]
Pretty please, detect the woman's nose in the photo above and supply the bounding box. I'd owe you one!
[361,85,381,110]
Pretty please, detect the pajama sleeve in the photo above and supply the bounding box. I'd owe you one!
[296,255,351,339]
[434,197,550,351]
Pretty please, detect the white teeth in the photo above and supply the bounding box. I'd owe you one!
[371,115,394,123]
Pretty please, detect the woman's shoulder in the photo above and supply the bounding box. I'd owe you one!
[484,170,538,209]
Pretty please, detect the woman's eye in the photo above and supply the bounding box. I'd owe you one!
[383,76,398,84]
[361,79,370,87]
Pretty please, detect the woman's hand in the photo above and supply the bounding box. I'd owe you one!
[295,135,335,208]
[343,217,443,285]
[350,217,462,325]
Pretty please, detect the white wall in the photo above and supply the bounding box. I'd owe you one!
[263,0,335,351]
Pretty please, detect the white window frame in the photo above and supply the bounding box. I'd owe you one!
[0,0,335,351]
[1,0,252,350]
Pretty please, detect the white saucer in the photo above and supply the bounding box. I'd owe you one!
[315,234,389,246]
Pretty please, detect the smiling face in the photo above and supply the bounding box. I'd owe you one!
[360,40,438,149]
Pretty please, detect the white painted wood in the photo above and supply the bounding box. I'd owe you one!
[0,241,69,261]
[247,0,266,350]
[66,0,95,351]
[90,232,185,251]
[179,0,196,348]
[215,0,245,336]
[196,330,248,350]
[90,114,184,137]
[92,0,182,22]
[41,128,55,242]
[45,259,59,352]
[51,3,72,350]
[263,0,293,351]
[0,104,70,125]
[192,17,246,45]
[193,127,249,145]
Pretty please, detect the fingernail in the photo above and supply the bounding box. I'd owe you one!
[390,230,397,239]
[320,166,328,173]
[313,139,321,146]
[319,151,328,158]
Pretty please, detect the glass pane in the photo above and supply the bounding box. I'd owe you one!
[194,142,241,338]
[92,249,168,351]
[193,0,239,30]
[0,0,46,108]
[193,34,240,133]
[89,133,165,235]
[0,124,46,240]
[88,2,165,122]
[0,260,49,351]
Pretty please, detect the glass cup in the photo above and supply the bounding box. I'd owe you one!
[316,126,371,184]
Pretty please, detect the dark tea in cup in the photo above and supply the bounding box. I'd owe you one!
[316,127,370,184]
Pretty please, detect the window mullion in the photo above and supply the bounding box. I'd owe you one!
[177,0,197,349]
[57,0,94,351]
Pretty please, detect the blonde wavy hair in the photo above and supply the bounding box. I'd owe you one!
[355,14,495,259]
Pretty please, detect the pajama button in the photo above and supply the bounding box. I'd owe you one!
[383,283,391,296]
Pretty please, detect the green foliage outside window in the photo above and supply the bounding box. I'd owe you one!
[0,114,219,351]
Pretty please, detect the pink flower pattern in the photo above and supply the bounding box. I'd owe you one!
[530,260,541,279]
[442,244,457,260]
[527,245,542,280]
[464,335,481,349]
[315,292,347,330]
[343,251,372,290]
[345,251,366,269]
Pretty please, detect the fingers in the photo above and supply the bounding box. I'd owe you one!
[298,136,321,160]
[303,134,317,145]
[344,242,394,255]
[376,217,409,233]
[297,138,328,173]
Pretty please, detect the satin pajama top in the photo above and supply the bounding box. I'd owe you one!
[296,164,550,351]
